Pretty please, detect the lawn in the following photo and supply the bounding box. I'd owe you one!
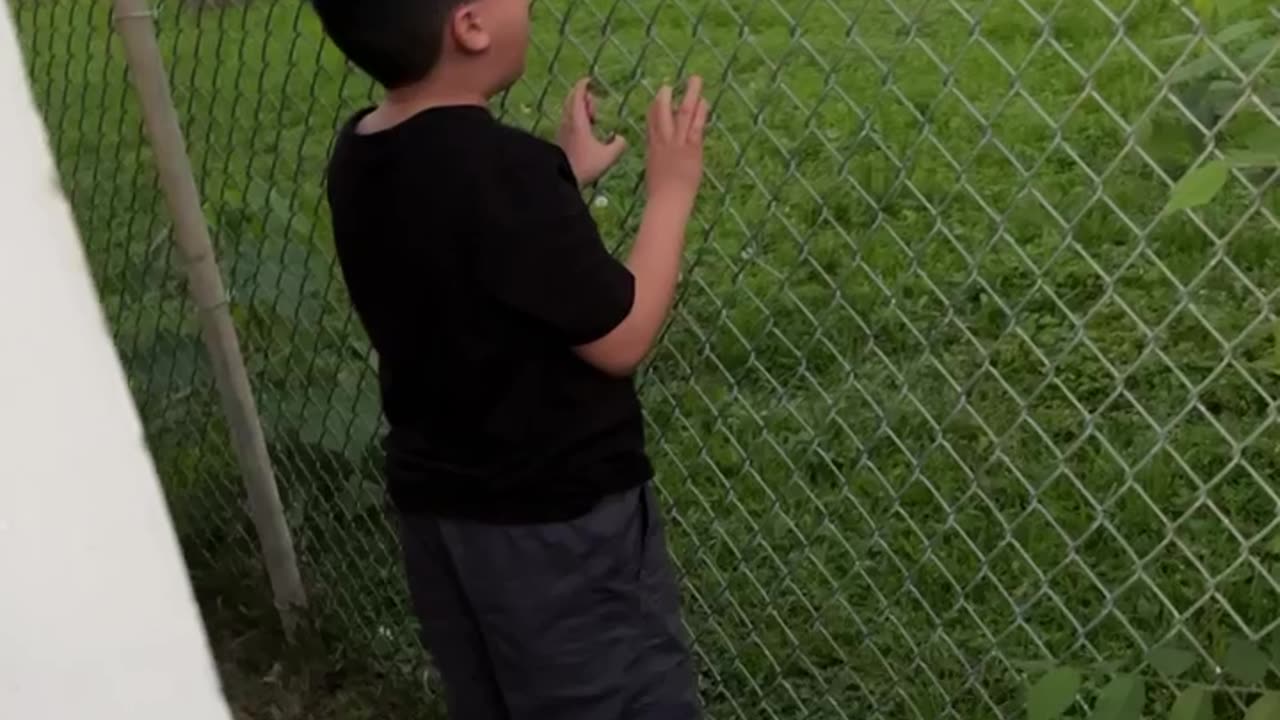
[13,0,1280,718]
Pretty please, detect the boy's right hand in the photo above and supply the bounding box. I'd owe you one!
[646,77,709,208]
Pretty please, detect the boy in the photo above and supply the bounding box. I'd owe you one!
[311,0,708,718]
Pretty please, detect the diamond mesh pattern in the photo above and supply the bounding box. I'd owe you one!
[13,0,1279,717]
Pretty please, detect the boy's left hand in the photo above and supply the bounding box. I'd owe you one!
[558,77,628,187]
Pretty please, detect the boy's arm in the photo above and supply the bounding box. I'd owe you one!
[575,80,709,377]
[558,78,629,188]
[475,79,707,375]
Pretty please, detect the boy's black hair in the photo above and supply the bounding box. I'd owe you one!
[311,0,466,89]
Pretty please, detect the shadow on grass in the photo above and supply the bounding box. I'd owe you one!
[200,572,442,720]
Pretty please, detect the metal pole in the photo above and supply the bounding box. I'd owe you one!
[110,0,307,633]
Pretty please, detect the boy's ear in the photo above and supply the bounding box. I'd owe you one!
[449,4,492,54]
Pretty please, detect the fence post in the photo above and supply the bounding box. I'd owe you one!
[110,0,307,633]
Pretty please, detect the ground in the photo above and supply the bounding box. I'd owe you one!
[13,0,1280,718]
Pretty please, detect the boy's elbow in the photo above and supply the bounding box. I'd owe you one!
[595,356,643,378]
[573,334,649,378]
[582,362,637,379]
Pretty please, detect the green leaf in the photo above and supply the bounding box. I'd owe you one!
[1215,0,1252,19]
[1223,122,1280,166]
[1012,659,1059,674]
[1162,32,1196,48]
[1201,79,1248,117]
[1225,149,1280,167]
[1089,675,1145,720]
[1224,636,1269,685]
[1150,644,1200,678]
[1028,668,1081,720]
[1193,0,1216,22]
[1265,532,1280,557]
[1239,38,1280,70]
[1169,53,1227,84]
[1171,687,1214,720]
[1214,19,1265,46]
[1138,113,1205,168]
[1263,86,1280,112]
[1240,124,1280,155]
[1245,692,1280,720]
[1166,160,1231,211]
[1270,631,1280,667]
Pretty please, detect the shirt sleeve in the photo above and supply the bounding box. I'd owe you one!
[474,140,636,346]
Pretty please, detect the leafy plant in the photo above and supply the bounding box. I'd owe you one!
[1030,668,1084,720]
[1151,0,1280,211]
[1025,636,1280,719]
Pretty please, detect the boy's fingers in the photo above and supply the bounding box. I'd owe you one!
[648,85,671,136]
[676,76,703,137]
[586,92,597,124]
[568,77,591,125]
[655,85,675,140]
[605,134,629,164]
[690,98,710,143]
[563,79,578,116]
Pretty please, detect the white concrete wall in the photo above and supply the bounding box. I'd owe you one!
[0,5,233,719]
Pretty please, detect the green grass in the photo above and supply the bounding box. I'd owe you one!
[14,0,1280,718]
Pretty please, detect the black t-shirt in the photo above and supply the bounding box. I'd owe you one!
[325,105,652,523]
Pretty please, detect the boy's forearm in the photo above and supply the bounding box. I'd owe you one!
[573,194,692,376]
[574,76,706,377]
[623,194,692,339]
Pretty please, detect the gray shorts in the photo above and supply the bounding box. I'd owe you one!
[396,484,701,720]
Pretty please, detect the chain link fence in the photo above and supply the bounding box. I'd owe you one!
[13,0,1280,717]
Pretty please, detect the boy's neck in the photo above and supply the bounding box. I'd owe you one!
[359,75,491,134]
[390,64,496,109]
[384,82,488,111]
